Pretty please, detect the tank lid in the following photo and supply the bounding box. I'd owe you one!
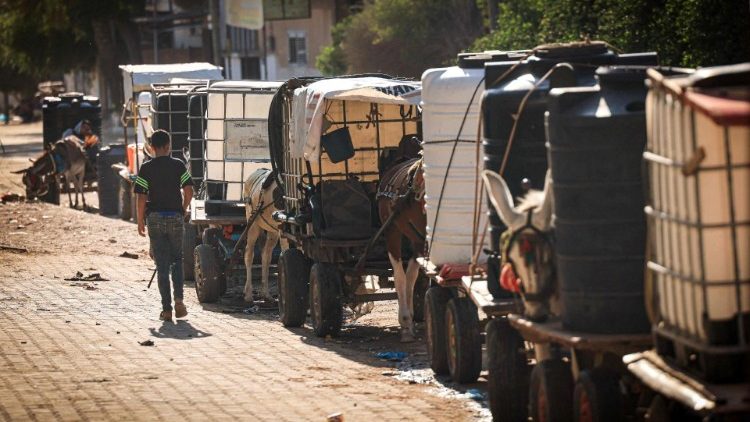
[533,41,609,58]
[457,50,529,69]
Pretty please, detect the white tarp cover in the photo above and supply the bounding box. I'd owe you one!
[120,63,223,99]
[291,77,421,160]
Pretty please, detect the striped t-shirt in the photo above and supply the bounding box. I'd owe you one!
[133,156,193,214]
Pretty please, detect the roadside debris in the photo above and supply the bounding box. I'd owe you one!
[375,351,407,362]
[465,388,484,401]
[326,412,344,422]
[64,271,108,281]
[138,340,154,346]
[1,193,23,202]
[0,244,28,253]
[119,251,139,259]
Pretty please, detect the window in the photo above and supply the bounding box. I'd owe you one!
[288,31,307,64]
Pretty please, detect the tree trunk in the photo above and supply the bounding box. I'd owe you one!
[91,19,122,114]
[115,19,143,64]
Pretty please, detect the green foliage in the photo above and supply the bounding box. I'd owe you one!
[472,0,750,67]
[316,17,350,76]
[0,0,145,93]
[316,0,482,78]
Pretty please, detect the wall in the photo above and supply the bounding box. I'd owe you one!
[264,0,335,80]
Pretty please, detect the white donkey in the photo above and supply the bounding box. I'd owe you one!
[482,169,559,322]
[242,169,288,304]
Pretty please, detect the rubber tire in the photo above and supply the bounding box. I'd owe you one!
[278,248,309,327]
[445,297,482,384]
[412,270,429,323]
[309,262,343,337]
[182,224,198,281]
[573,369,622,422]
[118,178,132,221]
[194,244,222,303]
[202,227,222,248]
[425,286,452,375]
[487,318,529,422]
[529,359,574,422]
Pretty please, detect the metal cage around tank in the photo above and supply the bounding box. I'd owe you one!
[186,86,208,186]
[643,64,750,383]
[150,80,211,164]
[202,80,283,214]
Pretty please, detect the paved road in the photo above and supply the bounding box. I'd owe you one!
[0,123,489,421]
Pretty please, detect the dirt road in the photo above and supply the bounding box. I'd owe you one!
[0,123,490,421]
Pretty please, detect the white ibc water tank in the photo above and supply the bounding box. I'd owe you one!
[421,64,487,267]
[204,80,281,201]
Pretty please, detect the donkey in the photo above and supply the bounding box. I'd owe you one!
[15,137,88,209]
[481,169,559,322]
[377,156,426,342]
[242,169,288,304]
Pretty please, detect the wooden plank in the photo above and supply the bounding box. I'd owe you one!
[508,314,652,354]
[462,276,519,317]
[190,199,247,225]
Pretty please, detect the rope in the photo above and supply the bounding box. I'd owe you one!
[426,76,485,259]
[470,63,572,272]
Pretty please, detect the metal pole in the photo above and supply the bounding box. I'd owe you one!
[209,0,223,66]
[152,0,159,64]
[261,24,268,80]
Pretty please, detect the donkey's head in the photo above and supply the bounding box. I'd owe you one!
[482,170,556,321]
[13,151,56,198]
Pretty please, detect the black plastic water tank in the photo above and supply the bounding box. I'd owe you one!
[97,144,126,216]
[42,97,63,148]
[42,93,102,149]
[546,66,651,334]
[482,42,657,294]
[188,91,208,182]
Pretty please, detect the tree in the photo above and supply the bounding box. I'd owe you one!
[471,0,750,67]
[0,0,146,110]
[316,0,483,78]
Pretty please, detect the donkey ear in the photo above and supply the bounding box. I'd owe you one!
[532,170,554,229]
[482,170,525,230]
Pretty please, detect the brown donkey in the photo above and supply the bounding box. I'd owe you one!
[377,157,426,342]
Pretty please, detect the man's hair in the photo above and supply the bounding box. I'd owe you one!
[151,129,171,149]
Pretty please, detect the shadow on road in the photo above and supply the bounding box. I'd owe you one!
[149,319,212,340]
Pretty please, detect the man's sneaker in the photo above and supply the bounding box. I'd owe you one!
[174,302,187,319]
[159,310,172,322]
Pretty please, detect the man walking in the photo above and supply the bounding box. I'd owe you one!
[135,130,193,321]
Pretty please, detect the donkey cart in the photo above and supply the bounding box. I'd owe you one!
[269,76,429,338]
[186,80,282,303]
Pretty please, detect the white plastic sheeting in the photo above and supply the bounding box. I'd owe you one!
[120,62,223,99]
[290,77,421,161]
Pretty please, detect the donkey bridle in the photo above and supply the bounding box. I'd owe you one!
[502,210,556,302]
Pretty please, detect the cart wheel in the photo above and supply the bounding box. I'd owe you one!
[445,297,482,383]
[529,359,574,422]
[278,248,309,327]
[309,262,343,337]
[412,269,429,323]
[202,227,222,248]
[574,369,622,422]
[425,286,452,375]
[487,318,529,422]
[182,224,198,281]
[194,244,222,303]
[118,178,132,221]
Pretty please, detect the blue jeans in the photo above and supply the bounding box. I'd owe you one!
[147,213,184,312]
